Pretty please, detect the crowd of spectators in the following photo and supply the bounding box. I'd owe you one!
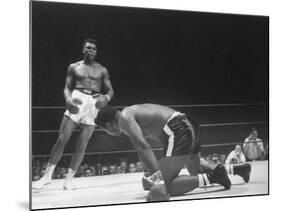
[32,145,268,181]
[31,152,227,181]
[201,153,226,165]
[32,157,144,181]
[32,129,268,181]
[202,128,268,165]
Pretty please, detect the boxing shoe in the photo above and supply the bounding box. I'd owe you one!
[208,164,231,190]
[146,182,170,202]
[32,175,52,190]
[233,163,252,183]
[63,178,76,190]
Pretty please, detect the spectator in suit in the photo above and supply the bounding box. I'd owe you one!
[243,128,264,160]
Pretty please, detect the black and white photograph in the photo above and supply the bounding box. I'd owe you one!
[30,0,269,210]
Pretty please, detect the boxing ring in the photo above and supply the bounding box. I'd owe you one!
[31,103,269,210]
[31,161,268,210]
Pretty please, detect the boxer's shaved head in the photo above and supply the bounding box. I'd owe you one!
[95,106,118,128]
[82,38,97,48]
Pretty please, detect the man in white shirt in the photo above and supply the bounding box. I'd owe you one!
[224,144,250,183]
[243,128,264,160]
[225,145,246,164]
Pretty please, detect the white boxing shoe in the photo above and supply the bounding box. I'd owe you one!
[32,176,52,190]
[63,178,76,190]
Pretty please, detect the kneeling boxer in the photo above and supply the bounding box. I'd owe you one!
[95,104,250,201]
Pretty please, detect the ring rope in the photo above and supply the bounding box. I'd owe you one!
[32,102,267,109]
[32,121,268,133]
[31,140,263,158]
[32,103,268,158]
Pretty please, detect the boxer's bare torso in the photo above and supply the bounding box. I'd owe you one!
[64,41,113,103]
[120,104,175,142]
[64,42,114,113]
[69,61,107,92]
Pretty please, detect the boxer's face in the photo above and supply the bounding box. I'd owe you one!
[83,42,97,60]
[104,121,122,136]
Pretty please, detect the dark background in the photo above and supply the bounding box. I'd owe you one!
[31,1,269,155]
[32,1,268,106]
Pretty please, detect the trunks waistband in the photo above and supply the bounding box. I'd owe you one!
[75,88,100,96]
[166,112,185,125]
[163,111,200,155]
[163,112,184,134]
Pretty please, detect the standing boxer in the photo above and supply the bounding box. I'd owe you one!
[33,39,114,190]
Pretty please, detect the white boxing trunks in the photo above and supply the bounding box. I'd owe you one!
[64,89,100,126]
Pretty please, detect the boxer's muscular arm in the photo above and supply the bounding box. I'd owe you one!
[120,114,159,174]
[102,68,114,100]
[64,64,75,102]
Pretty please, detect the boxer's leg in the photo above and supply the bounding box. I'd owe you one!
[168,175,200,196]
[69,125,95,170]
[49,116,78,165]
[32,116,77,189]
[160,154,231,196]
[160,153,204,196]
[63,124,95,190]
[159,155,187,186]
[160,154,200,183]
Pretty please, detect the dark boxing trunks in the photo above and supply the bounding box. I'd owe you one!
[162,112,201,157]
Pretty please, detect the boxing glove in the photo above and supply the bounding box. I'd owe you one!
[146,183,170,202]
[95,95,109,109]
[67,97,82,114]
